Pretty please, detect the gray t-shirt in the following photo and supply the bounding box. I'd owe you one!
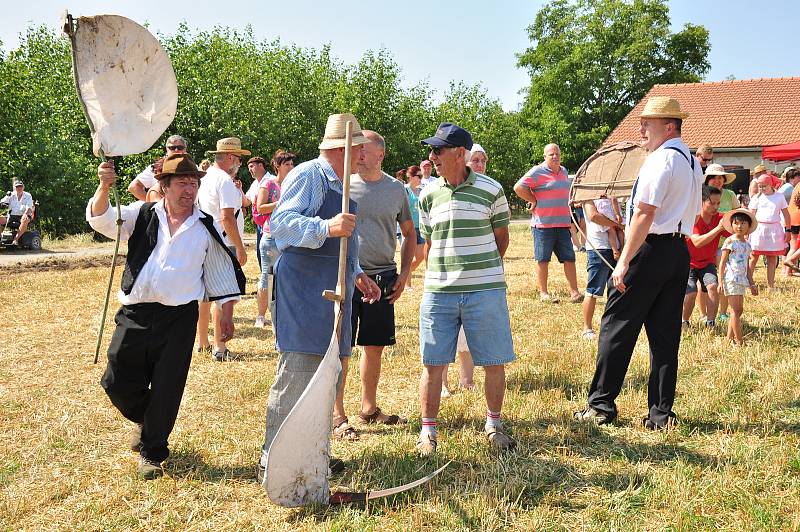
[350,171,412,275]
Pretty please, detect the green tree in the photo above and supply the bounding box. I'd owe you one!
[0,23,526,236]
[517,0,710,169]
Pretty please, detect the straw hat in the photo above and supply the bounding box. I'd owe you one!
[639,96,689,119]
[750,163,766,176]
[209,137,251,156]
[318,113,369,150]
[704,163,736,185]
[154,153,206,180]
[722,208,758,235]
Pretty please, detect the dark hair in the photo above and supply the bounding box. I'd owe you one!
[405,165,422,183]
[784,167,799,183]
[247,156,266,167]
[730,211,752,227]
[271,150,297,173]
[161,173,201,188]
[665,118,682,133]
[702,185,721,202]
[704,173,725,186]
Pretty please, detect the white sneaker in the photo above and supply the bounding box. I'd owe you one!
[254,316,266,328]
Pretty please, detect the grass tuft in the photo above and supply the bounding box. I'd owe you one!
[1,224,799,529]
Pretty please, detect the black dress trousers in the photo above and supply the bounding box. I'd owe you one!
[100,301,199,462]
[587,235,690,425]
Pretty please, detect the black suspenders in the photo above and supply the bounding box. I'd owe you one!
[629,146,695,233]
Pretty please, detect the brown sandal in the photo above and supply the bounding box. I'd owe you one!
[358,407,406,425]
[332,417,360,440]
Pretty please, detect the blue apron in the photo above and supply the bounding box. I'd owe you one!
[274,180,358,356]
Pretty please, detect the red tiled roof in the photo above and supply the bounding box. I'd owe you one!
[603,77,800,150]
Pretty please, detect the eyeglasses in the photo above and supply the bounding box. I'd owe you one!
[430,145,455,156]
[167,145,186,151]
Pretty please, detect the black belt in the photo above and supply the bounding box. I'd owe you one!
[646,232,685,241]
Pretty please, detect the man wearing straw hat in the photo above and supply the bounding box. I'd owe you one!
[575,96,702,430]
[197,137,251,362]
[257,113,381,484]
[87,153,245,479]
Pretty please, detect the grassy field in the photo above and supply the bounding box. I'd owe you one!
[1,224,799,530]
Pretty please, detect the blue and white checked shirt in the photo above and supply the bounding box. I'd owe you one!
[270,157,362,274]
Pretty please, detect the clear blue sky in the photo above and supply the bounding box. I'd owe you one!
[2,0,798,111]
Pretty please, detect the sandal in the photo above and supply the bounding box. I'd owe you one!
[358,407,406,425]
[485,426,517,451]
[416,434,437,457]
[332,417,360,441]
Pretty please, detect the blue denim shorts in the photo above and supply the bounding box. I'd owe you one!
[686,263,718,294]
[532,227,575,263]
[415,227,425,245]
[419,289,515,366]
[258,236,281,290]
[586,248,615,298]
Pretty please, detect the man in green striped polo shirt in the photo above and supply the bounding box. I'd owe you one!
[415,122,517,456]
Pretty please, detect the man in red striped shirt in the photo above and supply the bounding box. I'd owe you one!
[514,143,582,303]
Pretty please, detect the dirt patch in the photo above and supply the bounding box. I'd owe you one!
[0,253,125,274]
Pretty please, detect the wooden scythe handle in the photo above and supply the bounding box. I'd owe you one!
[322,120,354,303]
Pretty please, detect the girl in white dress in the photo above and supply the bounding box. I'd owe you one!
[748,173,790,289]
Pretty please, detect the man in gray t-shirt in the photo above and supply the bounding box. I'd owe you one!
[331,130,416,441]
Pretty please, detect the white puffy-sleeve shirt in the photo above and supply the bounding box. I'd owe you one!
[86,199,239,306]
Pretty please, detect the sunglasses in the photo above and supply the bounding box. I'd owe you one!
[430,145,455,156]
[699,156,713,162]
[167,145,186,151]
[415,174,423,178]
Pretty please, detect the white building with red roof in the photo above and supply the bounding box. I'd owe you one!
[603,77,800,174]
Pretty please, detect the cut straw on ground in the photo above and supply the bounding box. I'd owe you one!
[1,224,799,530]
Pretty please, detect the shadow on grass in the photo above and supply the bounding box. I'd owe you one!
[682,418,800,436]
[281,415,718,522]
[165,449,255,481]
[507,367,649,397]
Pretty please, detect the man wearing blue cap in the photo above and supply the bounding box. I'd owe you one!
[415,122,517,456]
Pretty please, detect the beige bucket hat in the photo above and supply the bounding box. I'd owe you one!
[639,96,689,119]
[209,137,251,156]
[722,208,758,235]
[318,113,369,150]
[704,163,736,185]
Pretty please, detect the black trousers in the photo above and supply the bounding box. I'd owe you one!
[588,235,689,425]
[101,301,198,462]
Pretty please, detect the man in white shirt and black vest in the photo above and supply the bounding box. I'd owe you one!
[87,153,245,479]
[575,97,702,430]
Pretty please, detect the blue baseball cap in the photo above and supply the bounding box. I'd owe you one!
[421,122,473,150]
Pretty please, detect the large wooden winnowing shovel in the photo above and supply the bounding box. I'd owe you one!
[62,12,178,364]
[569,141,648,270]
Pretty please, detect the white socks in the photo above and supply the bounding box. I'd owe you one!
[485,410,502,432]
[421,418,437,440]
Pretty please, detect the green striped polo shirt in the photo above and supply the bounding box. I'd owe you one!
[418,170,511,293]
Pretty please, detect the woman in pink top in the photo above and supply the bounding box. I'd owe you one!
[254,149,296,328]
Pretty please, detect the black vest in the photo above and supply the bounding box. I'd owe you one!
[120,202,246,297]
